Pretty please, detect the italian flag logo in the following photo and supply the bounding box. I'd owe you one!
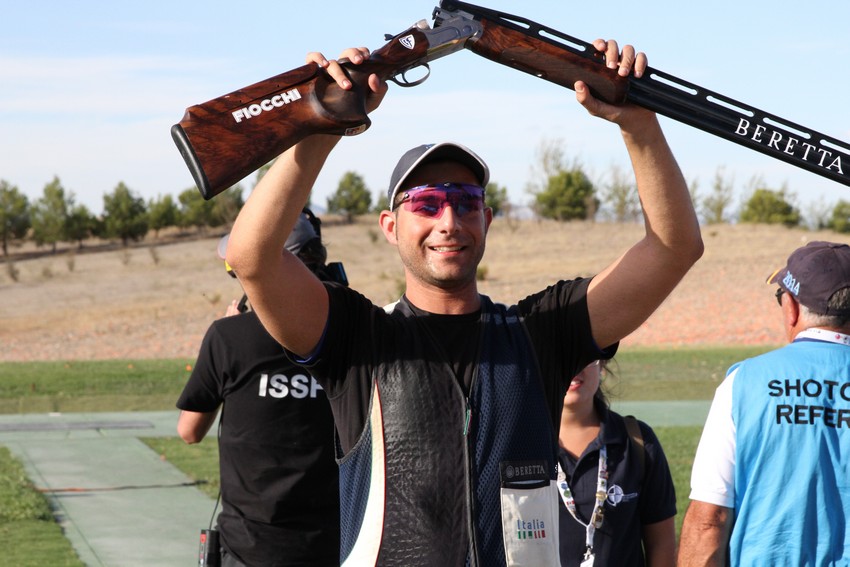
[516,519,546,540]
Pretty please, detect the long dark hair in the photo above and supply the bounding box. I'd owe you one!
[593,359,617,410]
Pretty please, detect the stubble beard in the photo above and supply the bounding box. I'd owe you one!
[402,241,486,292]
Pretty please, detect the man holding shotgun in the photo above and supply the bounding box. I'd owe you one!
[226,39,702,567]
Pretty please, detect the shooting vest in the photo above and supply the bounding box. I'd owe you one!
[338,296,559,567]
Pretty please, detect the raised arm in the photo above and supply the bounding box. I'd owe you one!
[226,49,387,356]
[580,40,704,349]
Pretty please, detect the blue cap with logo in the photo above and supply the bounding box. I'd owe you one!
[767,241,850,316]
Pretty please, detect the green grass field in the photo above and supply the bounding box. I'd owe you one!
[0,359,195,414]
[0,446,85,567]
[0,345,773,564]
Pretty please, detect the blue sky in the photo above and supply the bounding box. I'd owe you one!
[3,1,849,219]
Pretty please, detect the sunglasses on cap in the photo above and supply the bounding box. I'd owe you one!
[394,183,485,219]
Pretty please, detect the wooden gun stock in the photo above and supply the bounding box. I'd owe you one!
[172,26,432,199]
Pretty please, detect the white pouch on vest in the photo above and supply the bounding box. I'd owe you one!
[499,460,559,566]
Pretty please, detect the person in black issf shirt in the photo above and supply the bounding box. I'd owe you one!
[177,209,345,567]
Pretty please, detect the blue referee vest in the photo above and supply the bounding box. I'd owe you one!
[731,339,850,564]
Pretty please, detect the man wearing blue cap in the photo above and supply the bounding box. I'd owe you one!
[679,241,850,566]
[226,40,703,567]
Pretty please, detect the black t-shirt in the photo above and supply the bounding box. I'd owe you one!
[556,408,677,567]
[306,277,615,454]
[177,311,340,567]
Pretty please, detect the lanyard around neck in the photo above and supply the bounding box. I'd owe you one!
[557,444,608,554]
[794,328,850,346]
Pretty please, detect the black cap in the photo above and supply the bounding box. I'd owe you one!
[767,241,850,316]
[387,142,489,208]
[284,211,319,255]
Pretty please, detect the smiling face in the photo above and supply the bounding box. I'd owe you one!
[380,160,493,300]
[563,360,602,411]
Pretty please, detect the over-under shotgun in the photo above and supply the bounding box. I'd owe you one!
[172,0,850,199]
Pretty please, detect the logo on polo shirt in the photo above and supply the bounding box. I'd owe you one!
[606,484,639,506]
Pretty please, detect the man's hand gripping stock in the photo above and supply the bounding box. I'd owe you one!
[307,47,389,116]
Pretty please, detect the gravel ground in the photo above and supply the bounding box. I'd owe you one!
[2,219,847,362]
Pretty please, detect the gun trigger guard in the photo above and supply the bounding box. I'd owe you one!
[389,63,431,88]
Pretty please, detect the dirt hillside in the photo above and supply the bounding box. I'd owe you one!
[2,218,848,362]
